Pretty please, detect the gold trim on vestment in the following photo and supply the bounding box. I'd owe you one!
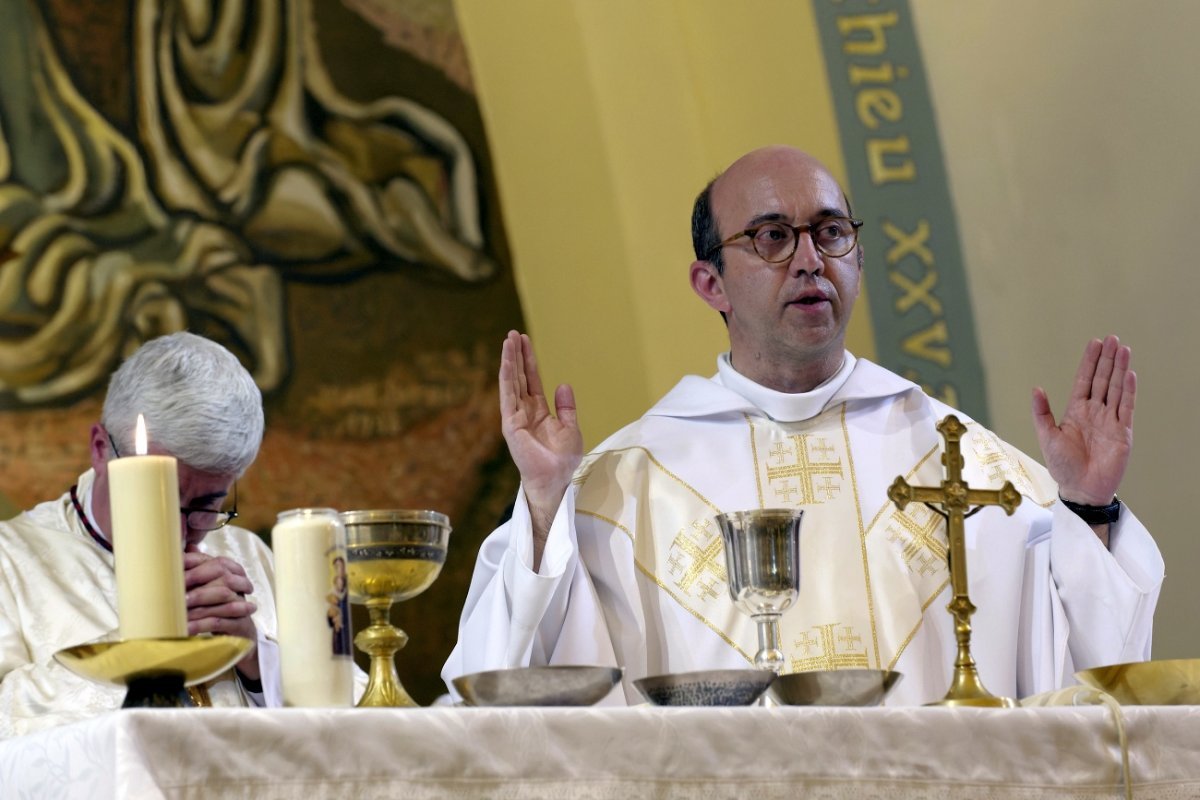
[747,413,766,509]
[840,406,880,668]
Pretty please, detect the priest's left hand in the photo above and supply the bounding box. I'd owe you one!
[1031,335,1135,508]
[184,548,261,679]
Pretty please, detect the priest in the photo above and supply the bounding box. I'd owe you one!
[0,333,280,737]
[442,145,1164,705]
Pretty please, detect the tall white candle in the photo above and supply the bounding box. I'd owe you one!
[273,508,354,707]
[109,415,188,639]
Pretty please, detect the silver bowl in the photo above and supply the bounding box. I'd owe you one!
[768,669,902,706]
[453,665,622,707]
[1075,659,1200,705]
[634,669,774,706]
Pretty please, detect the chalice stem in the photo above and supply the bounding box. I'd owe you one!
[367,602,390,627]
[355,598,418,707]
[754,614,785,675]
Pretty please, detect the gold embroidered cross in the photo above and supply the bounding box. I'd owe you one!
[913,551,940,577]
[774,482,800,503]
[669,521,727,595]
[973,433,1033,491]
[790,623,869,671]
[795,630,820,656]
[814,475,840,501]
[766,434,843,505]
[696,578,721,601]
[886,508,948,572]
[810,438,836,460]
[838,627,863,652]
[888,414,1021,707]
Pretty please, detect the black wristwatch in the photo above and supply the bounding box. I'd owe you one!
[1060,495,1121,525]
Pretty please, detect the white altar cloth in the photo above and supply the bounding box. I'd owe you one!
[1,705,1198,799]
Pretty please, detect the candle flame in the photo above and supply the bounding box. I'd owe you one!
[135,414,148,455]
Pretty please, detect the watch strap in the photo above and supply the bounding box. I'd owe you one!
[1060,495,1121,525]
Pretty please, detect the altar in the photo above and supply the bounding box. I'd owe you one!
[2,705,1198,799]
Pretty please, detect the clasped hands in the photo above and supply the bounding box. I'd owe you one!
[184,545,261,681]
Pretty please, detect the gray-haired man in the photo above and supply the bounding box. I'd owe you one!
[0,332,279,737]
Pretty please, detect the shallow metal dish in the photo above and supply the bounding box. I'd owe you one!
[768,669,902,707]
[634,669,774,706]
[1076,659,1200,705]
[453,665,622,707]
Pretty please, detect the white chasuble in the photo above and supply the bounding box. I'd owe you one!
[574,406,1005,677]
[443,356,1164,706]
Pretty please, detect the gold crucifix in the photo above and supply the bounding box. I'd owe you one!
[887,414,1022,708]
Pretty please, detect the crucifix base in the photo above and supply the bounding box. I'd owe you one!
[927,664,1015,708]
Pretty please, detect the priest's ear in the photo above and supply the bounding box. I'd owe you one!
[690,259,731,317]
[88,423,113,474]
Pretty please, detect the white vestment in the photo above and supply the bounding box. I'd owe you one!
[443,355,1164,706]
[0,469,282,738]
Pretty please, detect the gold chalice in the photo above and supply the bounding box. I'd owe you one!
[341,509,451,707]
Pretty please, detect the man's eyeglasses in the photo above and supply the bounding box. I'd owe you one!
[707,216,864,264]
[107,433,239,532]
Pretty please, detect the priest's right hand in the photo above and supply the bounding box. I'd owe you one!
[499,330,583,571]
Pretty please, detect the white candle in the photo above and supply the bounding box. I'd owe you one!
[109,415,188,640]
[273,508,354,707]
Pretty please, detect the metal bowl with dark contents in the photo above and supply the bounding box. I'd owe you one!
[634,669,774,706]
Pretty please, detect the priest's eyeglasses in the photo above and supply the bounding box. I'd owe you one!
[107,434,239,531]
[708,216,863,264]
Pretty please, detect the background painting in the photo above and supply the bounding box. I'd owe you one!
[0,0,521,704]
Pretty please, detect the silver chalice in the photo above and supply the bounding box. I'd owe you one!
[716,508,803,675]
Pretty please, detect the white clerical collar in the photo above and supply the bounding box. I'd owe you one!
[715,351,857,422]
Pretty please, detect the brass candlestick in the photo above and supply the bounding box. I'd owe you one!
[887,414,1021,708]
[342,509,451,707]
[55,635,252,708]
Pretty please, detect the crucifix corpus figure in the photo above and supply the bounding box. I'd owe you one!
[888,414,1022,708]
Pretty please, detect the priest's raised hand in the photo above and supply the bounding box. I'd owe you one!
[1031,334,1136,547]
[498,330,583,571]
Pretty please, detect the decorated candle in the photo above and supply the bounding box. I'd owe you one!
[109,415,188,639]
[273,508,354,707]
